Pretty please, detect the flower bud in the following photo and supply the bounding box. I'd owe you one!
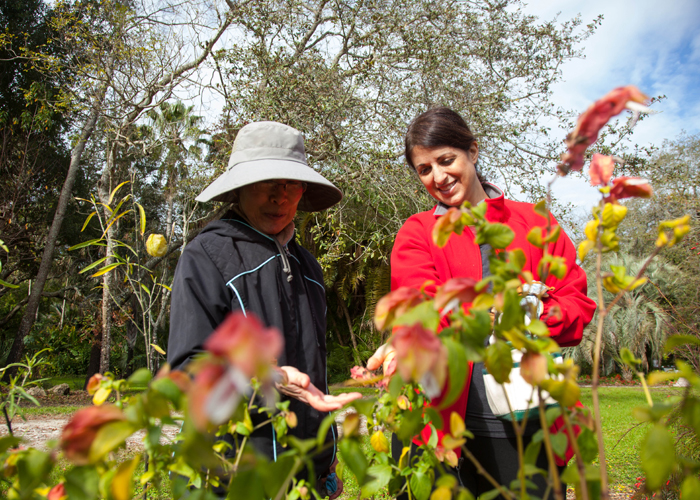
[146,234,167,257]
[520,352,548,385]
[285,412,298,428]
[342,412,360,437]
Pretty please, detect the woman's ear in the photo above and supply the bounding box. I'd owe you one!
[469,142,479,163]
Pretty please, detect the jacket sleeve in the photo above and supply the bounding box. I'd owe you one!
[391,215,443,296]
[167,237,233,371]
[538,218,597,347]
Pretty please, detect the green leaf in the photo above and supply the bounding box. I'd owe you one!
[150,376,182,403]
[632,403,675,423]
[526,227,544,248]
[261,455,298,498]
[498,288,522,331]
[439,338,468,409]
[550,432,568,459]
[524,439,541,465]
[394,301,440,331]
[665,334,700,353]
[69,238,105,251]
[361,464,393,497]
[228,467,265,500]
[409,470,432,500]
[0,278,19,288]
[480,223,515,249]
[479,488,502,500]
[339,439,368,484]
[527,319,549,337]
[620,348,641,370]
[577,428,598,463]
[316,412,337,447]
[0,435,21,454]
[560,463,579,485]
[534,200,548,219]
[681,476,700,500]
[127,368,153,386]
[396,408,424,443]
[64,466,100,500]
[484,341,513,384]
[78,256,108,274]
[424,407,444,432]
[135,202,146,235]
[682,396,700,437]
[89,420,135,462]
[544,225,561,243]
[641,424,675,491]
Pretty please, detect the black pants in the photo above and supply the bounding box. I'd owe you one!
[391,433,566,500]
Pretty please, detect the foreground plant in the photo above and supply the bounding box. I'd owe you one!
[1,86,697,500]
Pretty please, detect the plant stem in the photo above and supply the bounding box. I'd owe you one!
[463,448,516,500]
[561,408,589,500]
[592,238,610,500]
[272,457,302,500]
[537,395,564,500]
[232,436,248,472]
[2,405,12,436]
[638,372,653,407]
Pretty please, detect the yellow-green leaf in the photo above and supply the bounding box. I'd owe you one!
[526,228,544,248]
[91,263,123,278]
[79,256,108,274]
[135,203,146,236]
[150,344,166,355]
[89,420,135,462]
[533,200,548,219]
[641,424,675,491]
[81,211,97,232]
[93,387,111,406]
[109,181,130,205]
[111,455,139,500]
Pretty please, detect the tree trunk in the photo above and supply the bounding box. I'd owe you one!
[83,324,103,390]
[4,87,107,378]
[125,294,139,377]
[335,284,361,365]
[97,144,116,374]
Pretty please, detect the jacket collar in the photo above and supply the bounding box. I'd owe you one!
[432,183,507,223]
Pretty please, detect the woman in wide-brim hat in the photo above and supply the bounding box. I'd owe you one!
[168,121,359,499]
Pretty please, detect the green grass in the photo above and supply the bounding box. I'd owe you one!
[38,376,85,391]
[579,386,683,486]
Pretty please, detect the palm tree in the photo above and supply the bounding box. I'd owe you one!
[567,252,674,379]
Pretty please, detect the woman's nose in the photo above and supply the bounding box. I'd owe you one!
[432,164,448,184]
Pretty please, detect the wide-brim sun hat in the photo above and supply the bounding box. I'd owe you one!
[195,121,342,212]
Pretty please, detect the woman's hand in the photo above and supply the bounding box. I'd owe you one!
[366,342,397,376]
[276,366,362,412]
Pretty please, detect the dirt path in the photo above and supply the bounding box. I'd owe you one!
[0,413,182,452]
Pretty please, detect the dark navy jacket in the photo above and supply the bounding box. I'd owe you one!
[168,212,336,475]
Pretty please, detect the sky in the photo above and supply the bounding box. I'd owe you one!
[519,0,700,210]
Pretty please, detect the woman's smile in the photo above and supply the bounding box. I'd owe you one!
[411,143,486,207]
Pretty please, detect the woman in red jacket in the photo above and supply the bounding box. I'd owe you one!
[368,107,596,498]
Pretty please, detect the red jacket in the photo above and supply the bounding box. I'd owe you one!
[390,185,596,459]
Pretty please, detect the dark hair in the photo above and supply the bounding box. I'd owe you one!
[404,107,487,184]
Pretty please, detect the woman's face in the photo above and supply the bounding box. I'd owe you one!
[411,143,486,207]
[238,179,305,235]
